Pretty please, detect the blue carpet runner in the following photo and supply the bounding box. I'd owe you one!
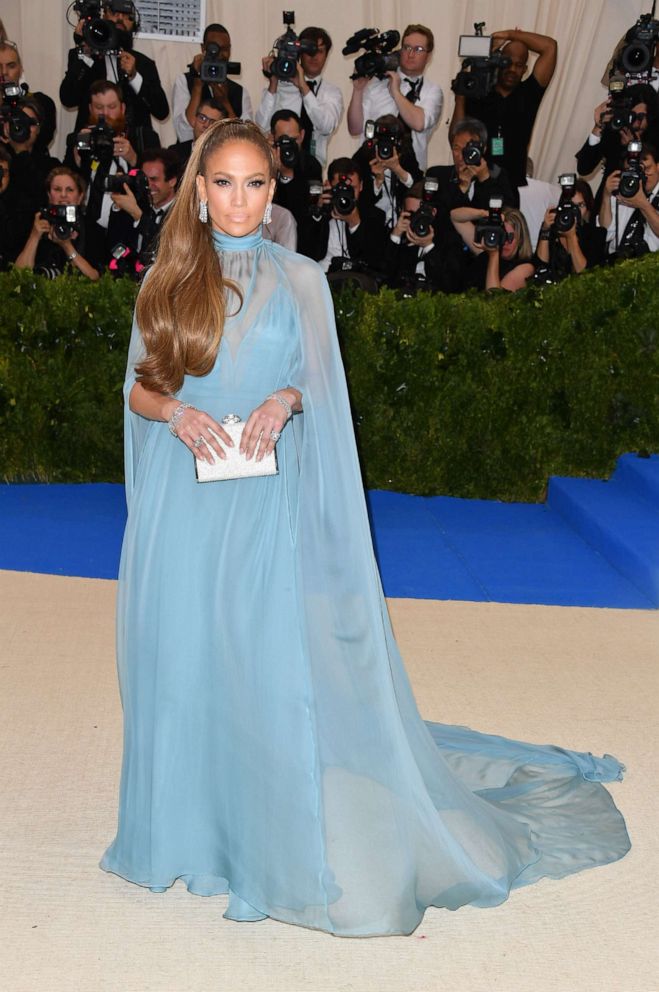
[1,454,657,608]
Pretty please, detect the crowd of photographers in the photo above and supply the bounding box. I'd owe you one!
[1,3,659,293]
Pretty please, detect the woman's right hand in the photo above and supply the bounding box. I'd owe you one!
[32,212,51,238]
[604,170,621,196]
[172,405,235,464]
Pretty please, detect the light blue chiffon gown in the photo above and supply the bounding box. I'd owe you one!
[101,228,630,937]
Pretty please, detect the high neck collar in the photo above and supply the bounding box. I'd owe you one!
[212,228,264,251]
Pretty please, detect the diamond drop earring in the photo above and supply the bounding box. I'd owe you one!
[263,201,272,225]
[199,199,208,223]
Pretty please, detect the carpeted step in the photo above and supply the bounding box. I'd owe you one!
[613,452,659,510]
[547,475,659,606]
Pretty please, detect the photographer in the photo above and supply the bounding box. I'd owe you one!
[575,83,658,212]
[269,109,322,227]
[15,166,98,280]
[0,145,23,269]
[347,24,442,171]
[451,28,558,189]
[599,143,659,257]
[2,97,60,241]
[169,97,225,170]
[0,40,57,152]
[60,0,168,133]
[172,23,252,143]
[351,114,422,229]
[535,179,606,280]
[256,26,343,169]
[109,147,179,261]
[69,80,158,270]
[452,204,535,291]
[427,118,518,211]
[299,157,387,276]
[384,181,461,293]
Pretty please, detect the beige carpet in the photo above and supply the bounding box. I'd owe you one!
[1,569,657,992]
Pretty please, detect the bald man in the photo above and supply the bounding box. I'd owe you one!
[450,28,557,189]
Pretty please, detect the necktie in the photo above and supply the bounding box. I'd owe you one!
[403,78,421,104]
[306,79,317,95]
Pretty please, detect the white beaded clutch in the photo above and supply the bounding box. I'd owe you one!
[195,415,278,483]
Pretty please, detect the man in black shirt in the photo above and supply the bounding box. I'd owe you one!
[450,28,557,189]
[270,109,322,227]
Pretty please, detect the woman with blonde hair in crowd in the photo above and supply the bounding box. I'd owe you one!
[451,203,535,290]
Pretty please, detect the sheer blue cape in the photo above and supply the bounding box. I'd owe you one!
[102,229,630,937]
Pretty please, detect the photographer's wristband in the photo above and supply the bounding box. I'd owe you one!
[67,250,79,261]
[538,229,551,241]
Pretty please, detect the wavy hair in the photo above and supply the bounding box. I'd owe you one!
[135,119,275,395]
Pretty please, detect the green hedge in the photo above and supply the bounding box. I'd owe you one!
[1,256,658,500]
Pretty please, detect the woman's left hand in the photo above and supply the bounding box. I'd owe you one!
[241,398,289,461]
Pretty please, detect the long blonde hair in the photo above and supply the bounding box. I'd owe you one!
[502,206,533,260]
[135,119,275,395]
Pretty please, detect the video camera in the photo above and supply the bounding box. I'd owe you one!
[451,23,510,100]
[408,179,439,239]
[474,197,506,249]
[619,141,645,198]
[0,84,34,144]
[553,174,581,233]
[39,204,83,241]
[343,28,400,80]
[616,10,659,77]
[70,115,116,162]
[200,42,241,85]
[266,11,316,81]
[274,134,299,169]
[364,119,402,160]
[69,0,138,56]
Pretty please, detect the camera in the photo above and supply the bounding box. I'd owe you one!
[553,174,581,233]
[343,28,400,80]
[274,134,299,169]
[462,138,484,167]
[451,23,510,100]
[0,84,34,144]
[267,11,316,81]
[603,76,636,132]
[200,41,241,84]
[617,12,659,76]
[102,168,150,206]
[331,174,356,216]
[109,242,146,279]
[364,119,401,160]
[70,0,138,55]
[618,141,645,198]
[408,179,439,238]
[70,115,115,162]
[474,197,506,249]
[39,204,83,241]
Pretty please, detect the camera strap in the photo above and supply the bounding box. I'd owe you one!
[300,79,321,159]
[619,187,659,248]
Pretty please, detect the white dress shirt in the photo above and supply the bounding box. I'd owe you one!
[604,180,659,253]
[255,76,344,167]
[360,68,443,171]
[171,72,253,142]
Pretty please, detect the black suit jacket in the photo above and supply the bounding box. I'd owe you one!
[60,47,169,131]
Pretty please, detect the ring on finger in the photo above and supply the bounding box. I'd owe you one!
[192,435,204,448]
[269,430,281,442]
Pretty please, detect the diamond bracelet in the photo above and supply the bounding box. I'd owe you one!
[168,401,194,437]
[266,391,293,419]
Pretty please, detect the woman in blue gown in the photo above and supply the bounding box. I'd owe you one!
[101,119,631,937]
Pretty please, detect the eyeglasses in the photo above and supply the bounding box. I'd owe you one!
[402,44,428,54]
[631,112,648,123]
[504,231,515,244]
[0,40,19,50]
